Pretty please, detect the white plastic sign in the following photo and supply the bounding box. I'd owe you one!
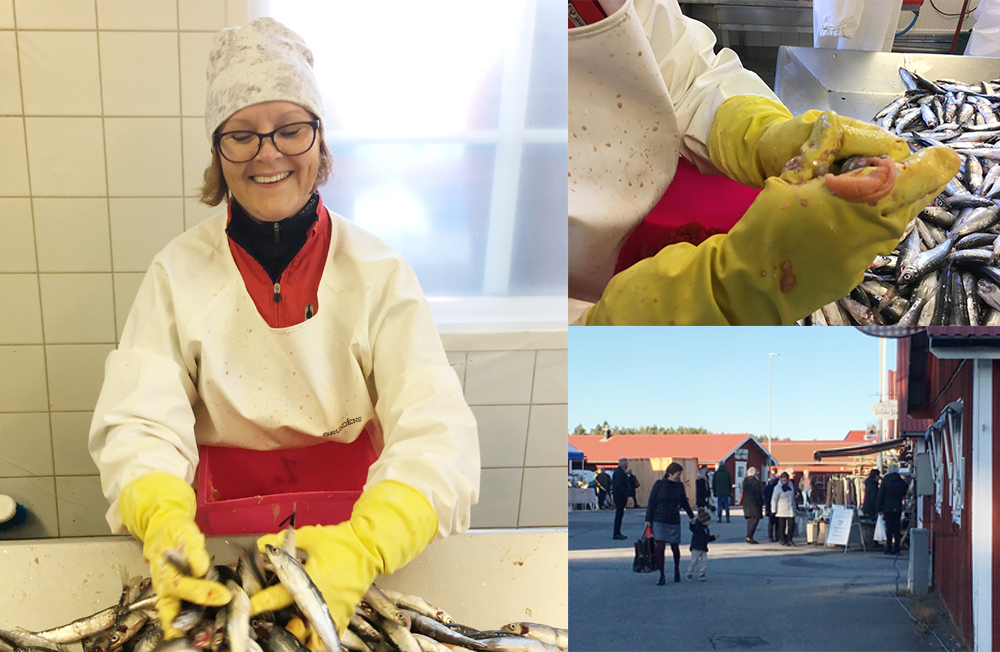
[826,504,853,547]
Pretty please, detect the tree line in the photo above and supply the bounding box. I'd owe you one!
[570,424,792,441]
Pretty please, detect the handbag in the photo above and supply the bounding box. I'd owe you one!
[874,514,887,542]
[633,525,656,573]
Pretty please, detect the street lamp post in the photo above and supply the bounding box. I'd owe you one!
[768,353,779,463]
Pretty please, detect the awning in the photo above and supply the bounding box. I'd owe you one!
[813,438,908,460]
[569,443,585,461]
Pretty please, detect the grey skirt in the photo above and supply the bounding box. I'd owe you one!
[652,522,681,544]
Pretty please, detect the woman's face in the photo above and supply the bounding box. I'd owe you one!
[218,101,320,223]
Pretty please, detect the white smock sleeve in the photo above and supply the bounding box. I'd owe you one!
[633,0,779,172]
[362,258,480,539]
[89,260,201,533]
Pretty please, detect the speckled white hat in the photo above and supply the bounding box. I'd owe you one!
[205,17,325,141]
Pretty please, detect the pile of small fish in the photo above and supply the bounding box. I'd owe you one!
[799,66,1000,326]
[0,537,567,652]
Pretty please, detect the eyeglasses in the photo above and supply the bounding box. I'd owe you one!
[214,121,320,163]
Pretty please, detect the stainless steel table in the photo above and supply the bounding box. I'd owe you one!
[680,0,812,48]
[775,46,1000,120]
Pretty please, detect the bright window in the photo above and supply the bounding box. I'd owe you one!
[265,0,567,325]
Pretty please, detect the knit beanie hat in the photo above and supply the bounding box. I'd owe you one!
[204,17,325,141]
[698,509,711,525]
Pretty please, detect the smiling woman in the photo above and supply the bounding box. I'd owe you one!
[88,16,481,640]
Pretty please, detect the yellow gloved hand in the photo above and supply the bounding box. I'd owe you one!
[250,480,438,636]
[585,146,960,325]
[118,473,232,639]
[709,95,912,188]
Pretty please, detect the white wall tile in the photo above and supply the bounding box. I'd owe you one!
[184,197,220,230]
[0,274,42,344]
[109,198,183,272]
[531,348,566,404]
[96,0,176,30]
[25,118,106,196]
[518,467,567,527]
[56,475,108,537]
[100,32,180,116]
[470,467,521,529]
[525,404,567,468]
[0,413,52,476]
[18,32,101,115]
[105,118,182,196]
[179,32,214,117]
[51,411,96,475]
[45,344,115,411]
[33,198,111,272]
[0,0,13,28]
[0,346,47,412]
[446,351,466,391]
[0,32,22,114]
[0,476,57,539]
[472,405,529,469]
[0,117,30,195]
[39,274,116,344]
[464,350,535,406]
[0,199,36,272]
[182,116,212,195]
[179,0,225,30]
[14,0,96,29]
[112,273,144,341]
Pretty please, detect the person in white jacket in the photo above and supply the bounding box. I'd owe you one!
[770,472,797,546]
[89,17,479,639]
[568,0,959,325]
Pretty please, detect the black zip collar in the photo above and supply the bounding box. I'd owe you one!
[226,193,320,284]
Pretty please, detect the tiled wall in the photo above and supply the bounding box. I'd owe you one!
[0,0,567,538]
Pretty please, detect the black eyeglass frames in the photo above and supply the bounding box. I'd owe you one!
[214,121,320,163]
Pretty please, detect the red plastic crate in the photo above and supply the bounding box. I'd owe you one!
[195,435,377,535]
[615,156,761,273]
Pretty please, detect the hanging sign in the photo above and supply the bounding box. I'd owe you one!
[825,505,854,548]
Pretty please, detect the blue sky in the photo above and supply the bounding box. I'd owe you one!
[569,328,897,441]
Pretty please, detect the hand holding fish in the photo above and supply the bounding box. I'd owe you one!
[250,480,438,639]
[709,95,912,189]
[585,146,959,325]
[118,473,232,639]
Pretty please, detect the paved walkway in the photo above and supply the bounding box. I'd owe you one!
[569,506,964,652]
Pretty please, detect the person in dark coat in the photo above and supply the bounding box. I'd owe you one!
[611,458,630,540]
[695,466,710,508]
[862,469,880,519]
[596,469,612,510]
[628,470,641,508]
[645,462,695,585]
[741,467,764,544]
[876,464,909,555]
[763,466,779,542]
[712,462,733,523]
[687,509,718,581]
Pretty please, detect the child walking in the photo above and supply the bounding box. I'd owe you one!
[688,509,718,581]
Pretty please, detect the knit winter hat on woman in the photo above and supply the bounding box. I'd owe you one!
[204,17,325,141]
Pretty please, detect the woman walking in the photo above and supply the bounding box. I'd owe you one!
[645,462,695,584]
[770,472,797,546]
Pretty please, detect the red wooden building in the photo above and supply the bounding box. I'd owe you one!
[896,327,999,652]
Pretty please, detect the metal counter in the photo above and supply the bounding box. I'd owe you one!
[680,0,811,48]
[0,529,567,633]
[775,46,1000,120]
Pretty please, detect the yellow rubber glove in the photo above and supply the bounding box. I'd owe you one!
[118,473,232,639]
[709,95,912,188]
[585,146,960,325]
[250,480,438,636]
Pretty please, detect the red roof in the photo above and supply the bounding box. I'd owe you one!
[843,430,868,442]
[767,440,876,473]
[568,433,770,465]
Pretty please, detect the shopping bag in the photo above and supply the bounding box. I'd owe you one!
[633,525,655,573]
[874,514,886,543]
